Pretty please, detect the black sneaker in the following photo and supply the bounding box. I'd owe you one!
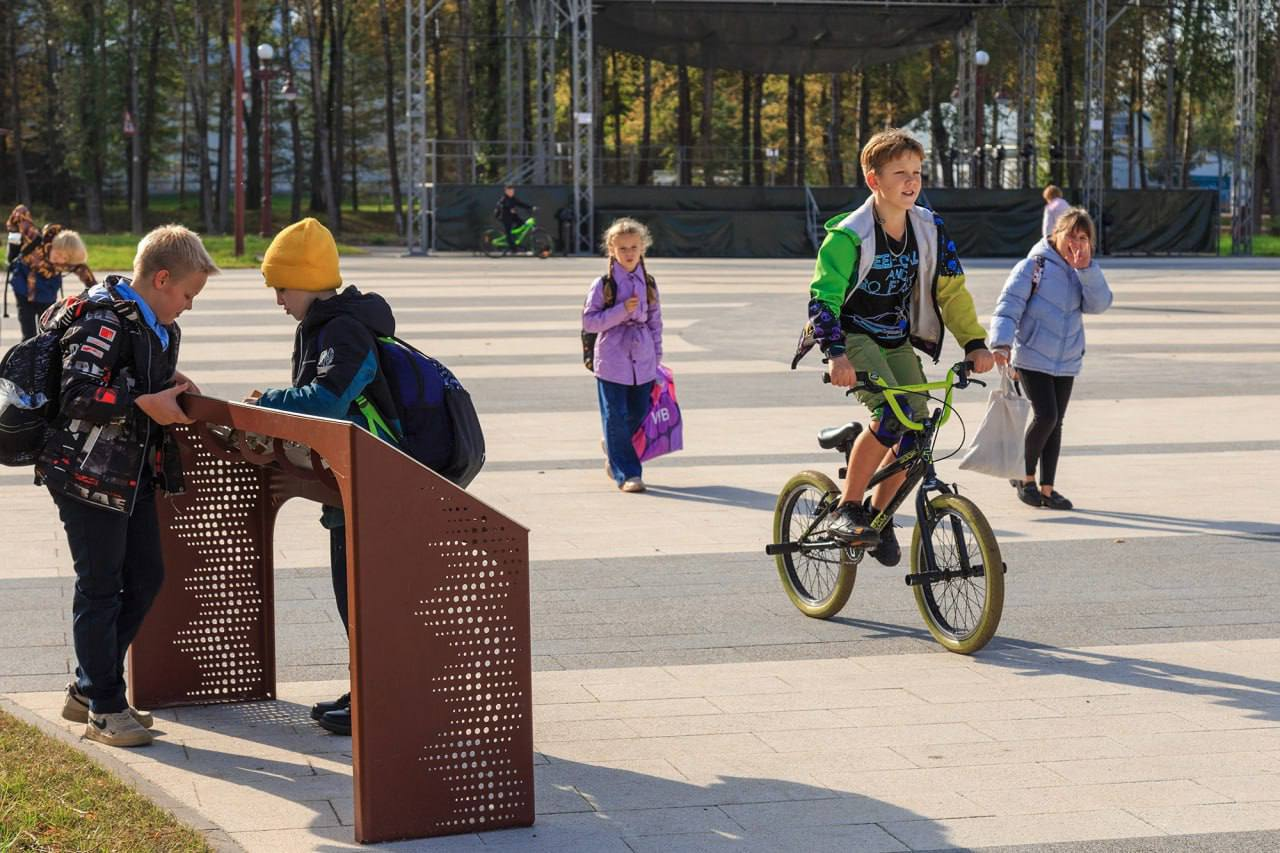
[318,706,351,736]
[828,503,879,547]
[869,515,900,567]
[1017,483,1044,508]
[1042,490,1073,510]
[310,692,350,722]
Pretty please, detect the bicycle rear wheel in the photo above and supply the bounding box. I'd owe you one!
[910,494,1003,654]
[530,228,554,258]
[772,471,857,619]
[481,228,504,258]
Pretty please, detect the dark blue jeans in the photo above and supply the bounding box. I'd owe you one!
[52,485,165,714]
[597,378,653,485]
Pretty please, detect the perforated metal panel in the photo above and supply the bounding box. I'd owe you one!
[129,397,533,843]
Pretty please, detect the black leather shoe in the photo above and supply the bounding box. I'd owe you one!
[1017,483,1044,507]
[318,706,351,736]
[1042,490,1073,510]
[828,503,879,547]
[310,692,350,722]
[869,516,900,566]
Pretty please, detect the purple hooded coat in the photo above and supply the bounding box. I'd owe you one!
[582,261,663,386]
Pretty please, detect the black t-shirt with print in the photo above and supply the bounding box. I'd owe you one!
[842,220,919,347]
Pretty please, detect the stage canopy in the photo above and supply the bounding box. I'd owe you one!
[592,1,996,74]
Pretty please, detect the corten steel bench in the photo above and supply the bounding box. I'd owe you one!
[127,395,533,843]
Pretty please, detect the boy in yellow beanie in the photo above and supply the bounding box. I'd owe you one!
[245,217,401,737]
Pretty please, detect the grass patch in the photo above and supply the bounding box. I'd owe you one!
[82,233,369,272]
[0,708,210,852]
[1218,231,1280,256]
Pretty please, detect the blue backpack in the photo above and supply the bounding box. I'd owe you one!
[354,336,485,488]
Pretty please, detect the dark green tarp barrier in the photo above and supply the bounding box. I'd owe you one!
[434,185,1219,258]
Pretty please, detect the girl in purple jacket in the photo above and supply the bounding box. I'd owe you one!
[582,218,663,493]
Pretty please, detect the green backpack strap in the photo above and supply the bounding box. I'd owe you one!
[353,335,402,444]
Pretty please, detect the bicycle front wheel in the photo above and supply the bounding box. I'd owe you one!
[530,228,554,258]
[773,470,857,619]
[481,228,504,258]
[910,494,1003,654]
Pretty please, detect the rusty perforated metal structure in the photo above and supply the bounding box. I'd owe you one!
[127,395,533,843]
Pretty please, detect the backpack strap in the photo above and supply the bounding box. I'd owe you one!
[1028,255,1046,300]
[601,275,616,308]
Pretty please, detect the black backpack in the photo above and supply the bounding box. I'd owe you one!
[355,335,485,488]
[0,328,64,466]
[580,269,658,372]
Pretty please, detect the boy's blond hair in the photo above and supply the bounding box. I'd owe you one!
[860,129,925,177]
[1049,207,1095,244]
[133,224,220,282]
[600,217,653,256]
[50,229,88,265]
[1042,184,1064,203]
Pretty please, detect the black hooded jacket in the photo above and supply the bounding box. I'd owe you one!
[255,286,398,438]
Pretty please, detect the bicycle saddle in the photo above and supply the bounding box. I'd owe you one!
[817,421,862,450]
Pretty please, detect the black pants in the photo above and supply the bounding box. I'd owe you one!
[329,522,349,635]
[501,218,518,252]
[1019,368,1075,486]
[52,486,165,714]
[18,299,54,340]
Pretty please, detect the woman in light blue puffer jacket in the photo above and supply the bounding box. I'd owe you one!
[988,208,1113,510]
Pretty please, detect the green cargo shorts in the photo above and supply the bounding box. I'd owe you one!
[844,334,929,425]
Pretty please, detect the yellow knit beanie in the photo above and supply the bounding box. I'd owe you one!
[261,218,342,291]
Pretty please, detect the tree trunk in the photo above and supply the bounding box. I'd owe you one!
[178,85,188,206]
[40,5,69,208]
[189,2,214,232]
[639,57,652,184]
[785,75,797,184]
[302,0,337,227]
[928,48,953,188]
[324,0,347,229]
[349,56,358,212]
[1267,33,1280,234]
[77,0,106,232]
[856,70,870,186]
[827,73,844,186]
[216,3,231,234]
[701,65,714,186]
[431,20,444,165]
[1164,2,1178,187]
[128,0,143,233]
[752,74,764,185]
[740,72,751,185]
[5,13,30,203]
[1060,3,1077,189]
[677,63,692,185]
[377,0,404,232]
[455,0,472,179]
[1134,13,1148,189]
[247,23,262,212]
[612,51,622,184]
[281,0,305,222]
[140,8,162,210]
[796,75,807,185]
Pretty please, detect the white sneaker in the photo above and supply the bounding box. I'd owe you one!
[620,477,646,493]
[61,682,154,729]
[85,710,154,747]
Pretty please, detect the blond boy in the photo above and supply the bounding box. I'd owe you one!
[807,130,993,561]
[39,225,219,747]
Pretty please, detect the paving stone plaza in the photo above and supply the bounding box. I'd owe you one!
[2,252,1279,851]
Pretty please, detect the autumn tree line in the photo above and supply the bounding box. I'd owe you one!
[1,0,1277,237]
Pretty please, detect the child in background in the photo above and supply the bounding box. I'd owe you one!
[582,218,663,493]
[11,225,97,340]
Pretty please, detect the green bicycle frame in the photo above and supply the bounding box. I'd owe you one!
[492,216,536,248]
[870,365,962,432]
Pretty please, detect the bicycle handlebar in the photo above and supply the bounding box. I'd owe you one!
[820,361,985,431]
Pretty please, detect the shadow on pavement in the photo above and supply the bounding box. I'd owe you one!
[643,484,778,511]
[1035,507,1280,542]
[980,635,1280,724]
[140,701,958,851]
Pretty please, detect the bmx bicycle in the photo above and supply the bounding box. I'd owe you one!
[481,214,553,258]
[764,361,1005,654]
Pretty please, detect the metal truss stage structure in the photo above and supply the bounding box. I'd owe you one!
[404,0,1261,257]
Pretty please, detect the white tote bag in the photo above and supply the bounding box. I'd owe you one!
[958,365,1032,479]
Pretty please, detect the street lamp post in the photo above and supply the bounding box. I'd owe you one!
[233,0,245,257]
[255,44,280,237]
[974,49,990,189]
